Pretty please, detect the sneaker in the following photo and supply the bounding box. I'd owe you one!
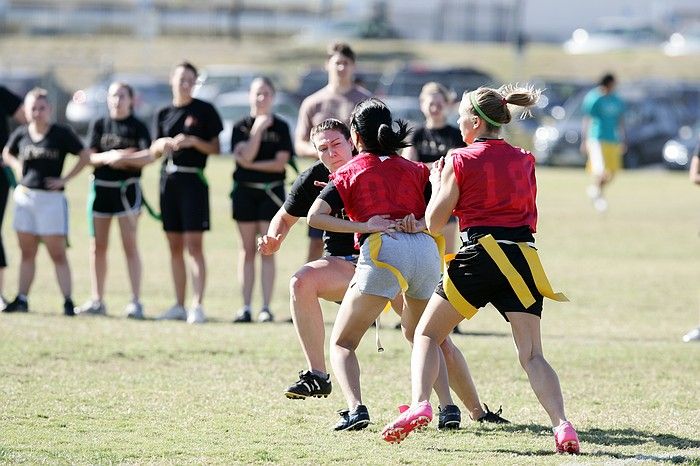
[476,404,510,424]
[586,185,601,200]
[334,405,370,431]
[285,370,332,399]
[187,306,206,324]
[258,307,274,323]
[593,197,608,213]
[3,296,29,313]
[75,300,106,316]
[157,304,187,321]
[438,404,461,430]
[0,296,7,312]
[682,326,700,343]
[124,301,144,320]
[64,298,75,317]
[554,421,580,454]
[233,308,252,323]
[381,401,433,443]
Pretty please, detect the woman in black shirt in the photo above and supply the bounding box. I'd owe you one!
[75,82,153,319]
[402,82,465,254]
[2,88,90,315]
[150,62,223,324]
[231,77,292,323]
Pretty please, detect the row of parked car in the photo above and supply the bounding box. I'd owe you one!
[563,19,700,56]
[4,65,699,170]
[532,80,700,170]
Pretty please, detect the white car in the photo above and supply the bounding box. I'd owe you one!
[193,65,278,103]
[563,20,662,54]
[663,24,700,56]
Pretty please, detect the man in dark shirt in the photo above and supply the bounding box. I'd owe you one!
[257,119,356,400]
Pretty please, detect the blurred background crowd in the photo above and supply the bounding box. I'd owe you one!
[1,0,699,171]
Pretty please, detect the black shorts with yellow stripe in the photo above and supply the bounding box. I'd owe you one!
[435,227,545,322]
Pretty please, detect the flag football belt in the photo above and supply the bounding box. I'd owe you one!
[443,233,568,319]
[235,180,285,208]
[164,160,208,186]
[87,176,161,236]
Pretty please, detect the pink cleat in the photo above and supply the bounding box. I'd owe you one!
[381,401,433,444]
[554,421,580,454]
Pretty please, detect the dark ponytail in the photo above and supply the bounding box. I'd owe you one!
[350,98,411,155]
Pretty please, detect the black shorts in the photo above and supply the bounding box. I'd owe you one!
[160,172,209,232]
[231,183,284,222]
[435,242,543,321]
[90,181,142,217]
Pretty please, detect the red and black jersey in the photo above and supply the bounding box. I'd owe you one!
[329,152,430,223]
[451,139,537,232]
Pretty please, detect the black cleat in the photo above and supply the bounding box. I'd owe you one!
[477,404,510,424]
[233,309,252,323]
[334,405,370,431]
[438,404,461,430]
[285,370,332,399]
[3,296,29,313]
[63,298,75,317]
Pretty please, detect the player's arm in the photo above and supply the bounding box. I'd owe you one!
[173,134,220,156]
[236,150,289,173]
[426,156,459,233]
[307,198,394,234]
[2,146,21,179]
[689,154,700,185]
[46,148,91,190]
[12,104,27,125]
[293,104,318,158]
[580,116,590,154]
[258,207,300,255]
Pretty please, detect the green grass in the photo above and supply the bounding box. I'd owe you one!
[0,158,699,464]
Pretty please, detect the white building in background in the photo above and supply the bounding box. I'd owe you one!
[1,0,698,42]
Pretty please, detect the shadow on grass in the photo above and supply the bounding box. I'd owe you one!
[490,423,700,450]
[469,423,700,461]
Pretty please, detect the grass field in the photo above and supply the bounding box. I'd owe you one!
[0,157,699,465]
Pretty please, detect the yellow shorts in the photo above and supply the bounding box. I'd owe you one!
[586,140,623,175]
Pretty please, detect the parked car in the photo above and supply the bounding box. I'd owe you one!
[376,64,493,100]
[533,83,692,168]
[662,122,700,170]
[193,65,277,103]
[295,19,400,43]
[65,74,171,134]
[517,77,594,133]
[214,90,298,155]
[663,24,700,56]
[563,19,664,54]
[0,69,70,125]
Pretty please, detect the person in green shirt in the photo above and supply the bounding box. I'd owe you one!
[581,73,626,212]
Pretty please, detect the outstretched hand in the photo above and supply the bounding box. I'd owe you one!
[257,234,282,255]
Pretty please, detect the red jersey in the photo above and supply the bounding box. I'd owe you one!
[330,152,430,223]
[451,139,538,232]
